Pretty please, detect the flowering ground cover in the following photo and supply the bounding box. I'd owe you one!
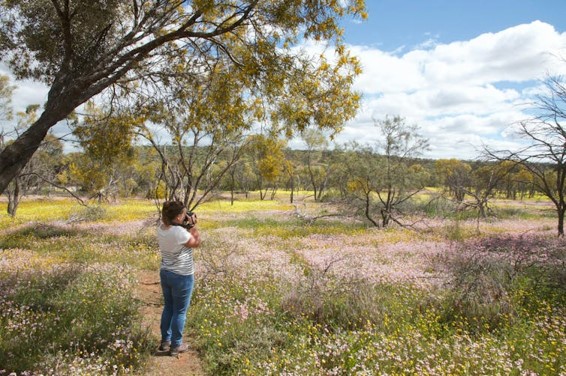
[189,208,564,375]
[0,196,564,375]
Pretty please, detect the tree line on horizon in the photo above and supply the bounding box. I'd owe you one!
[0,114,552,224]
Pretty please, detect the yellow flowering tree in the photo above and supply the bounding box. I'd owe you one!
[0,0,367,195]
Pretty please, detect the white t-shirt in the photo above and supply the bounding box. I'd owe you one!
[157,224,194,276]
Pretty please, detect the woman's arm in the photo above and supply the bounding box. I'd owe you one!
[184,226,201,248]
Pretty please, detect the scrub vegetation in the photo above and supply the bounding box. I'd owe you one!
[0,195,564,375]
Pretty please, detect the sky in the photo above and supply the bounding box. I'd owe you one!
[327,0,566,159]
[2,0,566,160]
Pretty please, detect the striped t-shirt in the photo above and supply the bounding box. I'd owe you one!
[157,224,194,276]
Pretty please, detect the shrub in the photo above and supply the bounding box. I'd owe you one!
[77,205,107,221]
[439,234,566,332]
[0,224,79,250]
[0,265,152,374]
[279,263,441,335]
[404,194,458,218]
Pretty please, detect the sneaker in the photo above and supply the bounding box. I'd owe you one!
[169,343,188,356]
[158,341,171,352]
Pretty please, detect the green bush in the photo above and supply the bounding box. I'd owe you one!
[404,194,458,218]
[77,205,107,221]
[439,234,566,333]
[0,266,152,374]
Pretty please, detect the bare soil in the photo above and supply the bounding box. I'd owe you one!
[135,270,205,376]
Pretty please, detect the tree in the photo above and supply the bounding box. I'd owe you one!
[0,74,14,123]
[0,74,15,156]
[4,105,40,215]
[435,159,472,202]
[344,116,429,227]
[68,102,141,202]
[302,128,331,201]
[223,159,246,205]
[136,62,251,210]
[0,0,366,194]
[247,134,287,200]
[281,153,299,203]
[510,164,536,199]
[224,157,255,201]
[2,105,64,215]
[463,161,515,222]
[373,116,429,227]
[486,75,566,236]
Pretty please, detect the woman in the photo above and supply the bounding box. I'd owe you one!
[157,200,201,356]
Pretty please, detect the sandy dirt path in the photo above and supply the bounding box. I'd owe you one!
[136,270,205,376]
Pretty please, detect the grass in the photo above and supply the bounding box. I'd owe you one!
[188,269,565,375]
[0,196,564,375]
[0,265,152,374]
[0,224,159,269]
[221,217,367,239]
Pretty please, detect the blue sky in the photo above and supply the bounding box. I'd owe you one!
[309,0,566,159]
[344,0,565,50]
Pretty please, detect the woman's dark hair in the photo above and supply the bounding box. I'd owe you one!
[162,201,185,225]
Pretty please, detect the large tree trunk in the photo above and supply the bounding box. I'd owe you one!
[0,77,89,194]
[0,111,62,194]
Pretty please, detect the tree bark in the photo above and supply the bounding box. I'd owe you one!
[558,207,565,237]
[7,178,20,217]
[0,109,66,194]
[364,191,379,227]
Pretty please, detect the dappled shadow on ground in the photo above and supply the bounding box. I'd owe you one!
[1,222,81,239]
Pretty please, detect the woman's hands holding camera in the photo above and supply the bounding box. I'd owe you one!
[184,211,200,247]
[182,211,197,229]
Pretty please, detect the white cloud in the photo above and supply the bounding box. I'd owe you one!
[349,47,426,93]
[344,21,566,159]
[421,21,566,84]
[0,62,50,115]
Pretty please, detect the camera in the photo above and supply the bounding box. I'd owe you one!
[181,211,197,229]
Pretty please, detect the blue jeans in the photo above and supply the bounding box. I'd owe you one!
[160,269,194,347]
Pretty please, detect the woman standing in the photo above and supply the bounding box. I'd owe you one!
[157,200,201,356]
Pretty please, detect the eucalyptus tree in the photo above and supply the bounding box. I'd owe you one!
[435,158,472,202]
[0,0,366,194]
[344,116,429,228]
[69,102,141,202]
[2,105,65,215]
[510,164,536,199]
[136,62,252,209]
[0,74,15,156]
[486,75,566,236]
[302,128,331,201]
[246,134,287,200]
[223,159,253,205]
[462,161,515,221]
[0,74,14,123]
[3,105,40,215]
[282,150,299,203]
